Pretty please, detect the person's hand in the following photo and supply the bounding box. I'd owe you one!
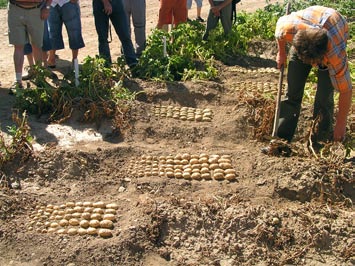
[70,0,78,3]
[211,6,221,17]
[333,123,346,142]
[102,0,112,15]
[41,7,50,20]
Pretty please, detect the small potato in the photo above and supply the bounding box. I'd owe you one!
[191,164,201,170]
[103,213,116,221]
[191,172,201,180]
[73,206,84,213]
[87,227,98,235]
[47,228,57,233]
[189,158,199,165]
[80,220,90,228]
[71,212,82,219]
[213,172,225,180]
[209,163,219,170]
[75,202,83,206]
[181,153,191,160]
[93,201,106,208]
[198,157,208,164]
[50,222,59,228]
[69,218,80,226]
[66,202,75,208]
[201,173,212,180]
[84,207,93,213]
[57,228,67,234]
[182,172,191,179]
[214,169,224,174]
[201,167,210,174]
[93,208,104,214]
[174,172,183,179]
[98,229,113,238]
[225,174,237,181]
[218,158,231,164]
[225,169,236,175]
[58,219,69,227]
[219,163,232,170]
[83,202,93,207]
[65,208,75,214]
[105,209,117,215]
[166,171,174,178]
[106,203,119,210]
[67,228,78,236]
[90,213,102,221]
[89,219,100,228]
[77,228,87,235]
[100,220,114,229]
[63,213,74,221]
[81,212,91,220]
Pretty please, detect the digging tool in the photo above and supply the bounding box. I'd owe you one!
[271,2,291,138]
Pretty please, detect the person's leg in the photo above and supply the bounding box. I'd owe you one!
[131,0,146,56]
[277,49,312,142]
[312,67,334,141]
[220,2,232,35]
[202,1,220,40]
[157,0,173,29]
[109,0,137,67]
[61,2,85,62]
[93,0,111,63]
[195,0,203,21]
[48,5,65,66]
[13,45,25,86]
[24,44,34,66]
[172,0,187,27]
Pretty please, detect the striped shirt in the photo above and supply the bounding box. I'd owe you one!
[275,6,352,94]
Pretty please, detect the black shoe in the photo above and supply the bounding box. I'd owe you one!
[196,16,204,22]
[187,17,192,22]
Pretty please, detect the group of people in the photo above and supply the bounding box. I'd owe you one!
[6,1,353,143]
[7,0,147,91]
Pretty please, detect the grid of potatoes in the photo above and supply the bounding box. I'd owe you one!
[232,67,279,74]
[130,153,237,181]
[152,105,213,122]
[233,81,287,93]
[27,201,118,238]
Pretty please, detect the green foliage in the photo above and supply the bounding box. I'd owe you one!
[0,111,33,170]
[136,23,218,81]
[0,0,7,9]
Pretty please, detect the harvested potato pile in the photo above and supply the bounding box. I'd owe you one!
[129,153,237,181]
[152,105,213,122]
[27,202,119,238]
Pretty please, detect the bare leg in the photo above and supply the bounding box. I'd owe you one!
[48,50,57,66]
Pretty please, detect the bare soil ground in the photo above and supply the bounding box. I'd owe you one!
[0,1,354,266]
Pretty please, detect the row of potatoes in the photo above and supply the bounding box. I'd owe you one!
[27,201,119,238]
[130,153,237,181]
[233,67,279,74]
[152,105,213,122]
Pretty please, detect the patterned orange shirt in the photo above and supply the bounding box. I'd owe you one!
[275,6,352,94]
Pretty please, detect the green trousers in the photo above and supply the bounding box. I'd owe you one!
[277,48,334,142]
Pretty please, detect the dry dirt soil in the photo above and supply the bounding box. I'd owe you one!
[0,1,354,266]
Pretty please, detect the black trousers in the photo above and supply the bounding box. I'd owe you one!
[277,48,334,142]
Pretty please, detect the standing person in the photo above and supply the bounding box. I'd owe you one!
[7,0,51,92]
[202,0,232,40]
[47,0,85,68]
[122,0,146,58]
[23,19,52,80]
[92,0,138,68]
[157,0,187,29]
[187,0,204,22]
[274,5,352,143]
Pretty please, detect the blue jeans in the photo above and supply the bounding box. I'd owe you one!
[48,2,85,50]
[93,0,137,67]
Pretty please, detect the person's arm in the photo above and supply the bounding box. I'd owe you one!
[276,38,287,69]
[334,90,352,141]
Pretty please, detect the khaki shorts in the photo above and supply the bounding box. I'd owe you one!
[8,3,44,48]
